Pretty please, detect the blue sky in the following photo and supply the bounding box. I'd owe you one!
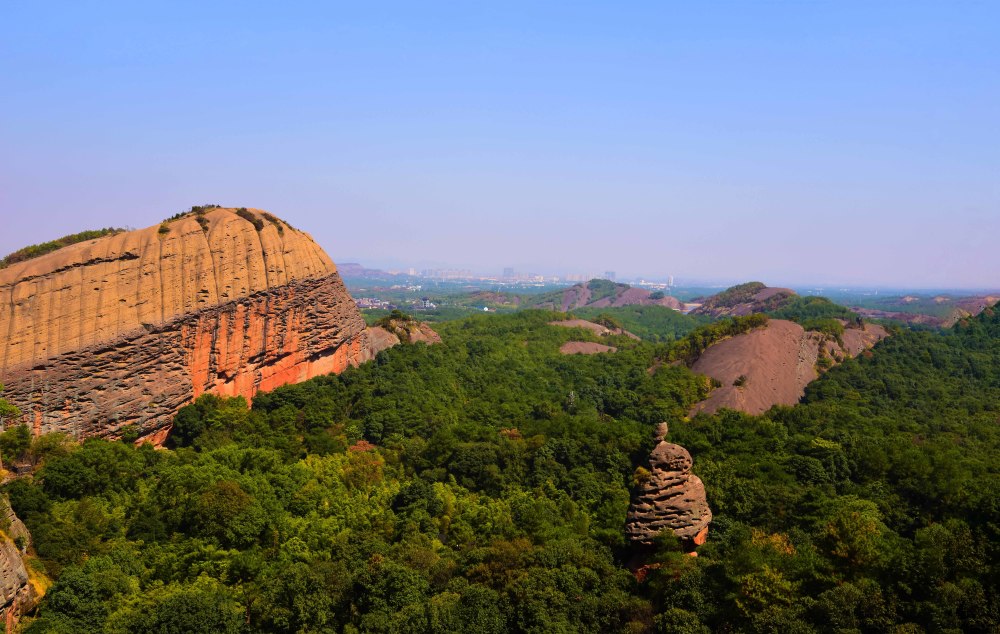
[2,1,997,287]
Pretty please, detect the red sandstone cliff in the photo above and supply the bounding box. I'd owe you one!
[0,208,376,443]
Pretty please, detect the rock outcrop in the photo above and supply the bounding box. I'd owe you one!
[691,282,795,318]
[0,207,375,442]
[625,424,712,548]
[549,319,640,340]
[559,341,617,355]
[0,500,37,632]
[690,319,888,416]
[368,316,442,348]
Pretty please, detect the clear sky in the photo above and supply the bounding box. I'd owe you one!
[2,1,998,288]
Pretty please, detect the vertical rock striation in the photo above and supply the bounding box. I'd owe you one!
[0,208,374,442]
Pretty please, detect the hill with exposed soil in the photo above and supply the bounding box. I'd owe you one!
[529,279,683,312]
[690,319,887,415]
[690,282,796,317]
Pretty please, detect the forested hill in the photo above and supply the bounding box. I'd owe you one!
[3,306,1000,632]
[669,305,1000,630]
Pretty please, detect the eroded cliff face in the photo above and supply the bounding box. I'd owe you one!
[0,500,37,633]
[0,208,372,442]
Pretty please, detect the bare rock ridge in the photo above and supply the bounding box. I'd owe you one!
[559,341,617,355]
[0,207,376,442]
[691,281,795,318]
[531,279,683,312]
[548,318,640,340]
[690,319,888,416]
[625,423,712,548]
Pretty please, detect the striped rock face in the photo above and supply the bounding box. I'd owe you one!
[625,439,712,548]
[0,208,375,443]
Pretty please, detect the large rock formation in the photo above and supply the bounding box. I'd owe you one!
[689,319,888,416]
[0,500,37,632]
[0,207,376,442]
[625,424,712,548]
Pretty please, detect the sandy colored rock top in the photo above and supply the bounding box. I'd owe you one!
[0,208,335,372]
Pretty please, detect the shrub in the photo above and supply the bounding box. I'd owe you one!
[236,209,265,231]
[261,212,285,235]
[1,228,126,269]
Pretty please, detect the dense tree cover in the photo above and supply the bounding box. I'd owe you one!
[768,296,859,323]
[7,306,1000,632]
[663,306,1000,631]
[364,306,514,324]
[572,306,710,343]
[10,312,709,633]
[0,229,125,269]
[583,278,622,303]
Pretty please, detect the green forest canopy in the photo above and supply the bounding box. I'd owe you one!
[3,304,999,632]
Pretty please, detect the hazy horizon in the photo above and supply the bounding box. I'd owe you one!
[3,2,998,288]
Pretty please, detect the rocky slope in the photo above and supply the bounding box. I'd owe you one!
[559,341,617,355]
[530,279,683,312]
[548,318,640,340]
[0,501,37,632]
[0,207,376,443]
[366,316,441,356]
[690,319,888,416]
[625,423,712,548]
[690,282,795,318]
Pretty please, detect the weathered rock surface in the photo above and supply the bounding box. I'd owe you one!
[690,319,888,416]
[625,425,712,547]
[559,341,617,355]
[0,500,36,632]
[368,318,442,347]
[549,319,640,340]
[0,208,372,442]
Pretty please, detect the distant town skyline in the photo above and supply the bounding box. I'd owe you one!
[2,2,998,288]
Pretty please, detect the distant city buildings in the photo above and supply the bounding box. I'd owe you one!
[421,268,474,280]
[355,297,394,310]
[351,261,684,290]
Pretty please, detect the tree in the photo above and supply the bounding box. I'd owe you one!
[0,384,21,425]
